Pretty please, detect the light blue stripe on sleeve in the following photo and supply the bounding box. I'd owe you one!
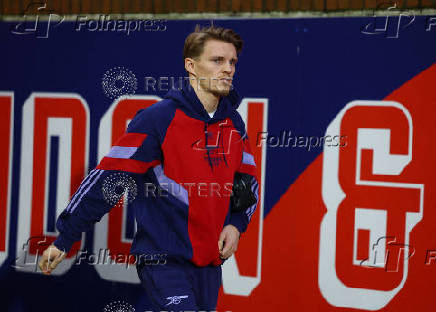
[242,151,256,166]
[153,165,189,206]
[70,170,104,213]
[66,169,99,212]
[106,146,138,159]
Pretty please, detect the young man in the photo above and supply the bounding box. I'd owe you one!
[39,25,259,311]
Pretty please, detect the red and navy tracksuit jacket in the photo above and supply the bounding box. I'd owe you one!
[54,80,259,267]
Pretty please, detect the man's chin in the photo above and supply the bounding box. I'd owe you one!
[212,90,230,97]
[212,86,232,97]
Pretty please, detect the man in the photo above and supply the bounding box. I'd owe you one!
[39,25,259,311]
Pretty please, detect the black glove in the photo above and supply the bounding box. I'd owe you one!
[230,172,257,213]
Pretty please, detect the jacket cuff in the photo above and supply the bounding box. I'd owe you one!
[53,234,75,253]
[229,212,248,235]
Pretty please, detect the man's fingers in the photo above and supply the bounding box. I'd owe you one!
[221,238,232,256]
[219,225,241,259]
[49,255,60,270]
[220,236,239,259]
[218,231,226,252]
[39,256,52,274]
[221,246,235,260]
[218,240,223,253]
[49,250,65,270]
[220,234,235,259]
[38,257,47,272]
[223,243,236,258]
[38,245,65,274]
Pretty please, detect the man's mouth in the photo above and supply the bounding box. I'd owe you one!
[219,78,232,84]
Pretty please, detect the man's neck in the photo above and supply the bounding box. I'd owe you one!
[189,79,220,113]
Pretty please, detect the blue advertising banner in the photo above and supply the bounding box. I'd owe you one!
[1,11,435,312]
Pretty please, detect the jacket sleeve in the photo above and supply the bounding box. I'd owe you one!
[228,134,260,235]
[53,108,162,252]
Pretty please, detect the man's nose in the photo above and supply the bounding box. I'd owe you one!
[223,62,233,74]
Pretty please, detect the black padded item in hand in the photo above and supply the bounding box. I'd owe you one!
[230,172,257,213]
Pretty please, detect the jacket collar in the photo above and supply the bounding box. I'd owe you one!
[164,78,241,122]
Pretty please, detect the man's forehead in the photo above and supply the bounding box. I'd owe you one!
[202,39,237,57]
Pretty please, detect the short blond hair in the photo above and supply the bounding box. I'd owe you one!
[183,25,243,61]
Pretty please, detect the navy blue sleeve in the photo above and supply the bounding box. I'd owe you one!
[53,108,162,252]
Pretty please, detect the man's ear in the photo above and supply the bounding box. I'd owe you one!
[185,57,196,76]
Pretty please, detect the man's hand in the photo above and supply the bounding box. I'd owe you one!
[218,224,240,260]
[38,244,66,275]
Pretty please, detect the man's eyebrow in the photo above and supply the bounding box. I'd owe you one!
[209,55,238,62]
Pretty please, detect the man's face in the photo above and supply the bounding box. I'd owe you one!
[190,39,238,96]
